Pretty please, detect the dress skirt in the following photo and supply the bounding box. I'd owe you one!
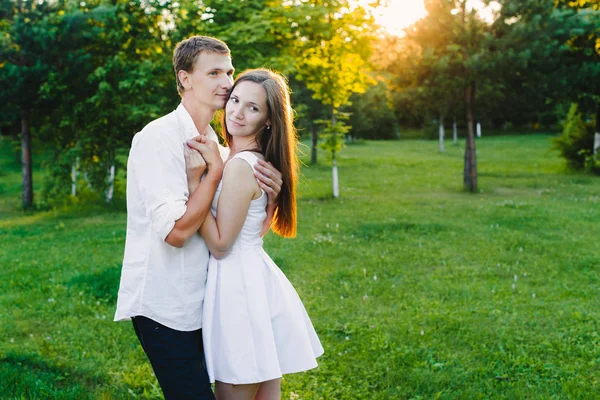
[202,246,324,384]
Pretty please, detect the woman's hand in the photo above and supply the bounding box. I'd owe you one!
[187,135,224,174]
[184,145,206,193]
[254,160,283,206]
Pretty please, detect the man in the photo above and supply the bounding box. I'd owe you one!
[114,36,282,399]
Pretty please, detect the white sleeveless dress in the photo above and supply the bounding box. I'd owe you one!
[202,152,324,385]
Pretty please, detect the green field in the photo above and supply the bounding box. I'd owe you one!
[1,134,599,399]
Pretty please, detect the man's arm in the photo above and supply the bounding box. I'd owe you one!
[254,160,283,206]
[165,171,220,248]
[130,131,222,249]
[254,160,282,236]
[260,204,276,237]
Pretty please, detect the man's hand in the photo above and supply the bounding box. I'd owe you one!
[187,135,223,174]
[254,160,283,206]
[184,145,206,193]
[260,204,276,237]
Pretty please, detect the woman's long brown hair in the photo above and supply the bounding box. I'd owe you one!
[221,69,298,238]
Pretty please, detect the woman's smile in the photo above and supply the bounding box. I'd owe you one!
[228,119,245,127]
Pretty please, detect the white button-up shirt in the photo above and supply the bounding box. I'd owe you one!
[114,104,223,331]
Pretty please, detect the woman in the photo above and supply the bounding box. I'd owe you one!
[186,69,323,400]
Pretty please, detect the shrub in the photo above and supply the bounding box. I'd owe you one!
[581,150,600,175]
[347,83,400,140]
[551,103,595,170]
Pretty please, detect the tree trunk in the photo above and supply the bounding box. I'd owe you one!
[14,134,20,164]
[71,159,77,197]
[106,163,115,203]
[311,122,318,164]
[21,108,33,209]
[453,115,458,144]
[331,109,339,198]
[463,82,477,193]
[594,106,600,155]
[439,114,445,153]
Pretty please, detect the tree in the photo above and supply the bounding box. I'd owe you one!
[37,0,175,204]
[77,0,173,202]
[389,2,464,151]
[492,0,599,165]
[0,0,68,208]
[286,0,377,197]
[347,82,399,140]
[189,0,296,73]
[389,0,504,192]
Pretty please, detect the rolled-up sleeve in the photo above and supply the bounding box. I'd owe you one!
[129,130,189,241]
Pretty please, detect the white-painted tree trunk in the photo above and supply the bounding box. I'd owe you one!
[331,109,340,199]
[476,122,482,138]
[453,116,458,144]
[332,159,339,198]
[439,115,445,153]
[594,132,600,154]
[71,160,77,196]
[106,164,115,203]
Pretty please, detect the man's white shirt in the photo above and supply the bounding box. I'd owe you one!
[114,104,225,331]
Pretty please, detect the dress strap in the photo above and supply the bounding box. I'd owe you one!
[230,151,260,170]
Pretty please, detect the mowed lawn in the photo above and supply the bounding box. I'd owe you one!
[1,134,599,399]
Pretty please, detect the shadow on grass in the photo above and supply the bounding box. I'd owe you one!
[479,172,547,179]
[68,264,121,303]
[0,203,127,230]
[270,257,289,272]
[352,222,447,241]
[0,352,102,399]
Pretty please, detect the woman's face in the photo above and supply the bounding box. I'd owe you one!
[225,80,270,138]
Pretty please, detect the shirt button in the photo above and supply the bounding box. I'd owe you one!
[165,189,171,197]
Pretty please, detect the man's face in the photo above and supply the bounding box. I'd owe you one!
[181,52,234,111]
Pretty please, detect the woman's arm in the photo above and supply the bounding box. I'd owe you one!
[200,158,260,259]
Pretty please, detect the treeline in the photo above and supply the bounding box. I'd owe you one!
[1,0,598,207]
[1,0,377,208]
[383,0,600,190]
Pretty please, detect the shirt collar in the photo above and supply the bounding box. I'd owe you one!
[175,104,219,143]
[175,103,202,141]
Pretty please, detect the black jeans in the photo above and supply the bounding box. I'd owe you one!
[132,316,214,400]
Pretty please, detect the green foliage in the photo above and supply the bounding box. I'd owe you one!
[316,112,351,160]
[347,82,399,140]
[193,0,296,73]
[582,150,600,174]
[288,0,376,110]
[552,103,595,169]
[384,0,600,131]
[281,0,378,165]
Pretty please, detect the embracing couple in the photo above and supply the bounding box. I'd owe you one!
[114,36,323,399]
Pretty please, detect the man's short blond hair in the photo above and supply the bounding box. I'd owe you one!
[173,36,230,95]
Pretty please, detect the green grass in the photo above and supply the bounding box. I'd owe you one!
[1,134,599,399]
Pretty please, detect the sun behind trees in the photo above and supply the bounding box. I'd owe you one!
[0,0,598,208]
[384,0,599,192]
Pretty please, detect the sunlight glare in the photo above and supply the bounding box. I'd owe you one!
[370,0,427,37]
